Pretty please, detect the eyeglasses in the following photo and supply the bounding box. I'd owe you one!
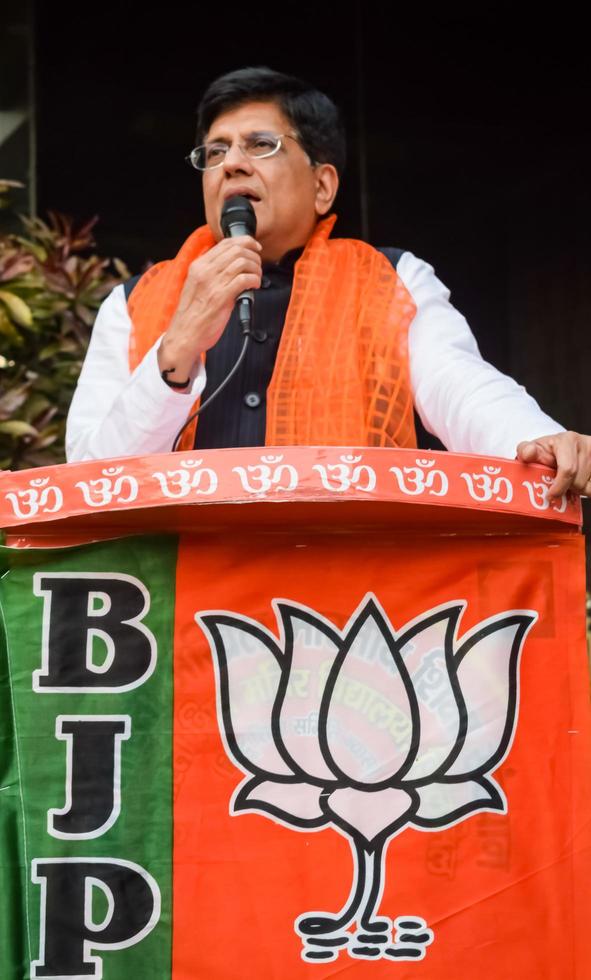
[186,132,311,171]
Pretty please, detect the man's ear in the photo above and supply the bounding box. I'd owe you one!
[314,164,339,216]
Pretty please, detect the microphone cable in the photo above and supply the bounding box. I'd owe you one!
[170,333,250,453]
[171,195,257,453]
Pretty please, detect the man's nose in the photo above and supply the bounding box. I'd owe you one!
[222,142,255,175]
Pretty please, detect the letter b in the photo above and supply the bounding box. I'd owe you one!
[33,573,156,692]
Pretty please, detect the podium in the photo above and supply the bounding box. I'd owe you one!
[1,447,589,979]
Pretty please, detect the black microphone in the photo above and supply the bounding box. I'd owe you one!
[220,195,257,335]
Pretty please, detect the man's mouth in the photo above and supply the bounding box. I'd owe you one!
[223,189,261,203]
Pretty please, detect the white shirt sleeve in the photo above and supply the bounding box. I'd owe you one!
[398,251,564,458]
[65,284,206,462]
[67,260,565,463]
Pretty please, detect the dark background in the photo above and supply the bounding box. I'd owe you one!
[4,5,591,501]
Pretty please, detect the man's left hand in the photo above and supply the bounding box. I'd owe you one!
[516,432,591,499]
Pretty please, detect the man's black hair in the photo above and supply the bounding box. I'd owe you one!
[196,66,346,176]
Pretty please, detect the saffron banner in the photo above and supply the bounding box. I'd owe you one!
[0,448,589,979]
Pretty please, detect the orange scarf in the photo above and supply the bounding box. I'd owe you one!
[128,216,417,450]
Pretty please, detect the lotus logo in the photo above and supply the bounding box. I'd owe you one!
[197,596,536,963]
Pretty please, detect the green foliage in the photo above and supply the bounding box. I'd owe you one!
[0,180,129,469]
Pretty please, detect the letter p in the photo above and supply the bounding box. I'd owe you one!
[31,858,161,978]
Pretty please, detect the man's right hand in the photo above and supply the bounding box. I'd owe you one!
[157,235,262,385]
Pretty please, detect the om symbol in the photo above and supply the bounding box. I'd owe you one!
[460,466,513,503]
[313,454,376,493]
[5,477,63,519]
[522,475,567,513]
[152,459,218,498]
[390,459,448,497]
[75,467,138,507]
[233,455,298,494]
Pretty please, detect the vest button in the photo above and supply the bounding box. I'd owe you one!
[244,392,261,409]
[261,276,271,289]
[253,329,268,343]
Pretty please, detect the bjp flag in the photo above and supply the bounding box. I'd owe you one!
[0,448,589,979]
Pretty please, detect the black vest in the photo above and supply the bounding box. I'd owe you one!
[123,246,404,448]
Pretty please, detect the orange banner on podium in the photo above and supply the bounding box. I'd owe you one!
[0,448,589,978]
[169,489,590,977]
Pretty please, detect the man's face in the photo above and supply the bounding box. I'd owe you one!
[201,101,338,262]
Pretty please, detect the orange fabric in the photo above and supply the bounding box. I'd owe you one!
[128,216,417,450]
[172,528,591,978]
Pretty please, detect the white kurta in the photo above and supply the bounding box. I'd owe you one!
[65,251,563,462]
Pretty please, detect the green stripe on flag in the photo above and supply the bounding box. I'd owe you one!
[0,535,177,979]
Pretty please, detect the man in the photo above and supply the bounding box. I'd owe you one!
[66,67,591,498]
